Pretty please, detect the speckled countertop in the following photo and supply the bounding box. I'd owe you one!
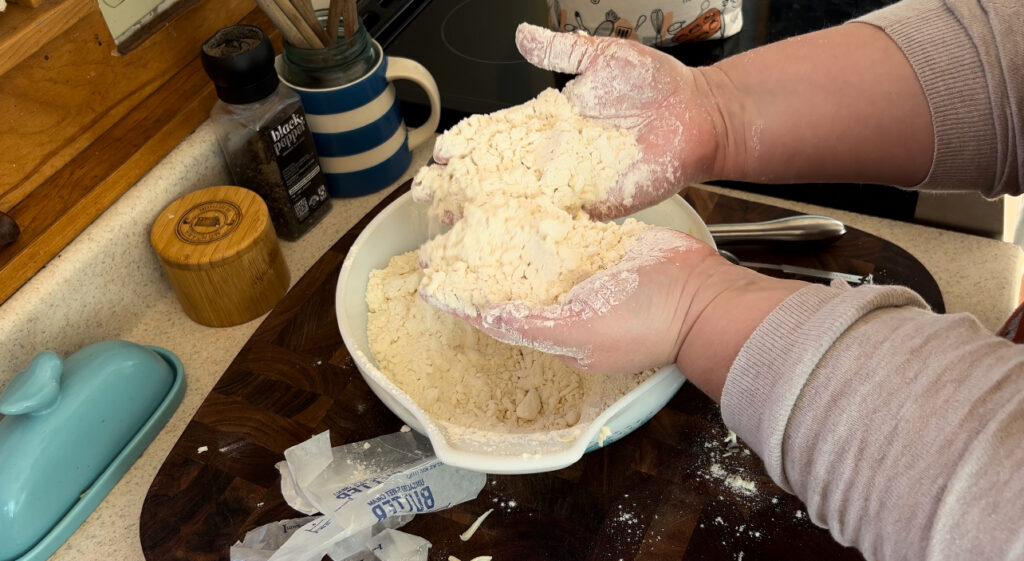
[1,125,1021,561]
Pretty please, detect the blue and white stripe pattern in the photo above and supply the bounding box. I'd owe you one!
[283,55,411,197]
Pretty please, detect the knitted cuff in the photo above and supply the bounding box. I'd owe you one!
[853,0,998,193]
[720,281,929,492]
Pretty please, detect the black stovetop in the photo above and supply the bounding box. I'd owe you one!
[363,0,917,221]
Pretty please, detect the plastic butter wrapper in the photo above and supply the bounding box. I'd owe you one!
[231,517,422,561]
[231,430,486,561]
[278,431,333,515]
[367,528,431,561]
[230,517,317,561]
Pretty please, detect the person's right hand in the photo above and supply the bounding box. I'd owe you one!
[501,23,727,220]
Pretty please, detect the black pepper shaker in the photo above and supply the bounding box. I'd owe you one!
[201,25,330,241]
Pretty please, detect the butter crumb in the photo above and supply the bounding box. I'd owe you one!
[460,508,495,541]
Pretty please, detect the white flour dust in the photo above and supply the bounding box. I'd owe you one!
[710,463,758,496]
[700,430,762,500]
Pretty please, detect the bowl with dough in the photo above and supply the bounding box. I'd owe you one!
[336,191,715,474]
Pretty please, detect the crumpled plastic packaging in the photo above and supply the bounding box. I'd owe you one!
[230,517,318,561]
[366,528,431,561]
[278,431,333,515]
[230,429,486,561]
[231,516,420,561]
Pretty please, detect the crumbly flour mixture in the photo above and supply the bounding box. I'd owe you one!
[366,87,653,437]
[413,87,645,316]
[366,252,652,433]
[412,88,638,221]
[418,197,647,316]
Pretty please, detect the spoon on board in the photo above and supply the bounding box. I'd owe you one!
[708,214,846,246]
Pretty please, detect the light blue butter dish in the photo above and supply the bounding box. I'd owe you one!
[0,340,185,561]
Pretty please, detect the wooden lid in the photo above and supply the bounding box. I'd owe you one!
[150,185,271,268]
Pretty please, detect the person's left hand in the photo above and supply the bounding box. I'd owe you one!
[508,23,726,220]
[414,24,728,223]
[424,225,806,400]
[421,226,721,375]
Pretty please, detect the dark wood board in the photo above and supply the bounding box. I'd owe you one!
[140,183,943,561]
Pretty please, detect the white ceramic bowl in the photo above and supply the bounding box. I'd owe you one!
[336,192,715,474]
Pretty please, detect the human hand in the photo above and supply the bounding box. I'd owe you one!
[509,23,725,220]
[425,226,805,401]
[467,227,717,374]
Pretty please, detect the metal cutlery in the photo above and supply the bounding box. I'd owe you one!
[719,249,873,285]
[712,215,871,284]
[708,214,846,245]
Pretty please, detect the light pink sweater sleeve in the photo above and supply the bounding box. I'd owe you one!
[722,283,1024,560]
[852,0,1023,196]
[719,2,1024,558]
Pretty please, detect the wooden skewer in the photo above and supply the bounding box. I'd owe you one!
[326,0,343,45]
[270,0,324,48]
[254,0,311,48]
[289,0,332,47]
[342,0,358,38]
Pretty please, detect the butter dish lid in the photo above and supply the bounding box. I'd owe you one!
[0,341,186,561]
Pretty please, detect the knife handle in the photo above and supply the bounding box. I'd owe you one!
[708,215,846,245]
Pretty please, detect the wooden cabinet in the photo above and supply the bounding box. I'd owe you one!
[0,0,281,304]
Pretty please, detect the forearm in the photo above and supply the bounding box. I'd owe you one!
[701,22,933,187]
[723,284,1024,559]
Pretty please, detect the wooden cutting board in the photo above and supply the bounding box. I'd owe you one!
[139,183,942,561]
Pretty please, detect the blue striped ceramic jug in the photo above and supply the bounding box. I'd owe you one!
[276,13,440,197]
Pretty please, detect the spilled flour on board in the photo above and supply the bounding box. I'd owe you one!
[710,463,758,497]
[693,427,818,556]
[699,429,762,501]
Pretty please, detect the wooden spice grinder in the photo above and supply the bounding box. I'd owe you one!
[150,185,290,327]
